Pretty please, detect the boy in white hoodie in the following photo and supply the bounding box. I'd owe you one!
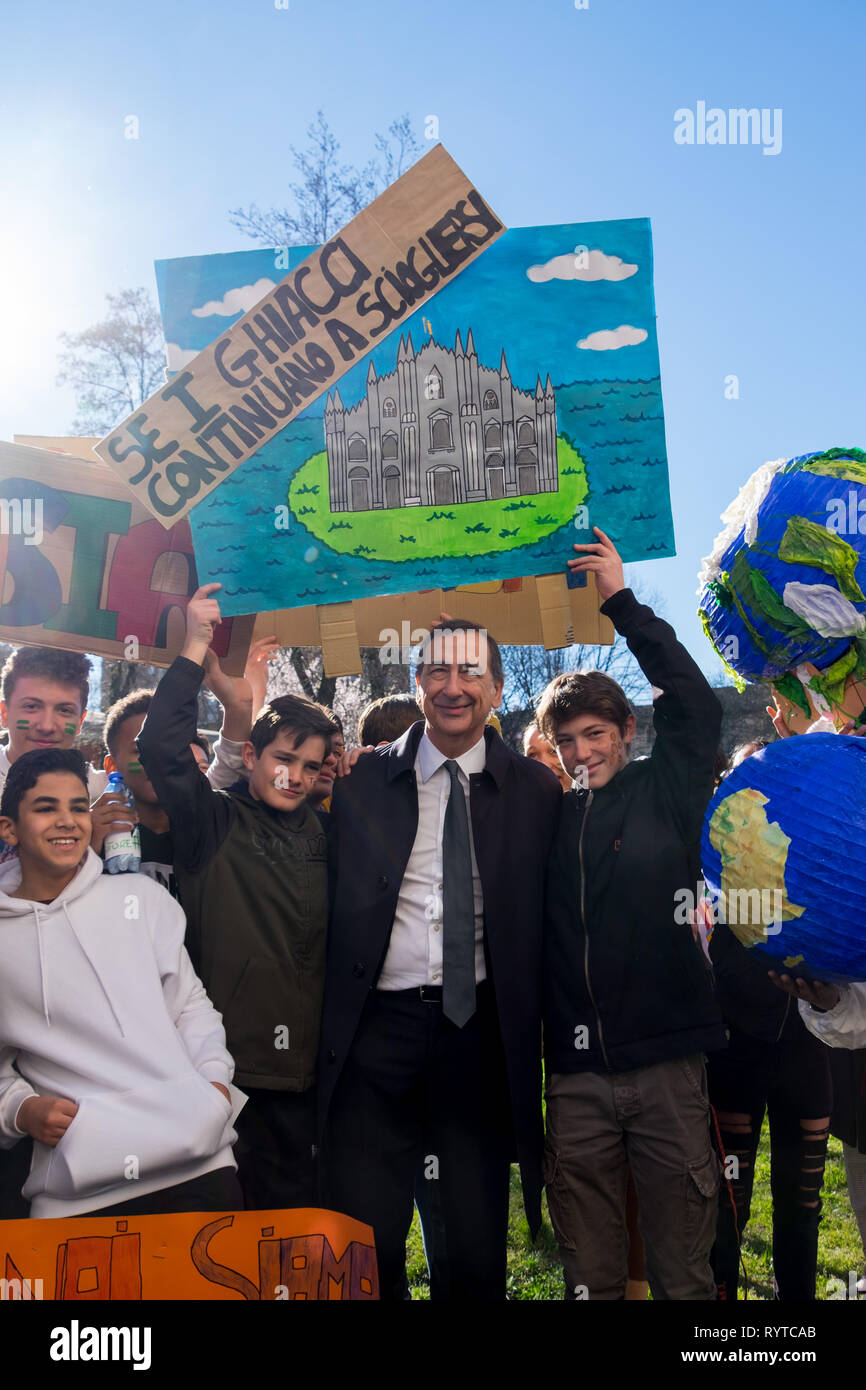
[0,747,243,1218]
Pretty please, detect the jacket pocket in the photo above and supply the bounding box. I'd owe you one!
[682,1149,721,1261]
[32,1072,234,1201]
[688,1152,720,1200]
[222,956,306,1077]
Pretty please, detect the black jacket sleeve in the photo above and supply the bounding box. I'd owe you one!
[137,655,236,874]
[601,587,722,840]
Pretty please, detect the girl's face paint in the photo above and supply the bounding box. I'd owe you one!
[127,760,144,775]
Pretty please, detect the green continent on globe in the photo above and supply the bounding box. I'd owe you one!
[287,437,588,562]
[708,787,805,950]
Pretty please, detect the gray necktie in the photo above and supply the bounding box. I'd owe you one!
[442,759,476,1027]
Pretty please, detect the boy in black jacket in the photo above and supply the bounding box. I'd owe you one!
[538,529,726,1301]
[138,584,338,1210]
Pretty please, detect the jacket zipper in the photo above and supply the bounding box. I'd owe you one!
[577,789,612,1070]
[775,991,792,1043]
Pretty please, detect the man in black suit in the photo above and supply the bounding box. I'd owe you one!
[318,620,562,1300]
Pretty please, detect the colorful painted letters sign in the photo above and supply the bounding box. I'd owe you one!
[0,439,253,671]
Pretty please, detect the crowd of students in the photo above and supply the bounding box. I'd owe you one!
[0,526,864,1301]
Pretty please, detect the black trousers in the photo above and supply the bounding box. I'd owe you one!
[234,1086,317,1211]
[0,1139,33,1219]
[78,1165,243,1217]
[707,1023,832,1301]
[322,983,513,1302]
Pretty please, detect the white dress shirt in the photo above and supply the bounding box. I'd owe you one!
[377,731,487,990]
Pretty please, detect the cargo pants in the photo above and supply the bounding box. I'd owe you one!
[544,1053,720,1300]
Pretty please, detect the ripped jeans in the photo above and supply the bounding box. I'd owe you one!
[707,1023,832,1301]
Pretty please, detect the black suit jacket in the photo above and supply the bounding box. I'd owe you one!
[317,720,562,1233]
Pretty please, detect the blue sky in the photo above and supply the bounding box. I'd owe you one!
[156,221,662,384]
[1,0,863,675]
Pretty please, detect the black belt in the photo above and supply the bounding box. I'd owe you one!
[382,982,488,1005]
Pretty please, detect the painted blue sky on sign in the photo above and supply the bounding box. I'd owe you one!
[156,219,674,617]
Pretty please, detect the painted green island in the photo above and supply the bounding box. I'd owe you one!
[288,436,588,562]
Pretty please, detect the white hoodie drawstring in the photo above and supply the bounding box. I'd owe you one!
[34,903,50,1026]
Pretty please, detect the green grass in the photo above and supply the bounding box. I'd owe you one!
[405,1127,864,1300]
[288,436,587,562]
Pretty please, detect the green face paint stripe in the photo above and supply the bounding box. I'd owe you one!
[64,722,78,736]
[127,761,144,773]
[15,719,30,729]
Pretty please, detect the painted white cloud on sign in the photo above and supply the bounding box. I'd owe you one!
[191,278,276,317]
[527,250,638,283]
[577,325,648,351]
[165,342,198,370]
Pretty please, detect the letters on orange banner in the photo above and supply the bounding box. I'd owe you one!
[0,1207,378,1301]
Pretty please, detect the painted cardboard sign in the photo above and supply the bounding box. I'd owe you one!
[0,1206,378,1300]
[157,218,674,621]
[251,572,615,677]
[96,146,504,526]
[0,438,253,672]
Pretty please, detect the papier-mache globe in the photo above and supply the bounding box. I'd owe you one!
[700,734,866,983]
[697,448,866,729]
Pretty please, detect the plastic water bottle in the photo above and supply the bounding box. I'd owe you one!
[103,772,141,874]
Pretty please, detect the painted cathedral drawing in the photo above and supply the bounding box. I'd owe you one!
[324,331,558,512]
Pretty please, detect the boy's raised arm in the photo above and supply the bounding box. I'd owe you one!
[137,584,235,873]
[569,528,721,836]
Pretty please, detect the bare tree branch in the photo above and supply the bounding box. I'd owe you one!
[56,287,165,435]
[228,110,422,249]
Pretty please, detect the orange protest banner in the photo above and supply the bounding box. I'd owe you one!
[0,1206,378,1300]
[94,145,505,527]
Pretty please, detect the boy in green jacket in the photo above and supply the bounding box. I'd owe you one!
[138,584,338,1210]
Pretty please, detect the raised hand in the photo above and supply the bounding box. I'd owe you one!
[766,695,794,738]
[568,527,626,602]
[243,636,279,714]
[89,786,138,853]
[336,746,376,777]
[183,584,222,665]
[768,970,841,1012]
